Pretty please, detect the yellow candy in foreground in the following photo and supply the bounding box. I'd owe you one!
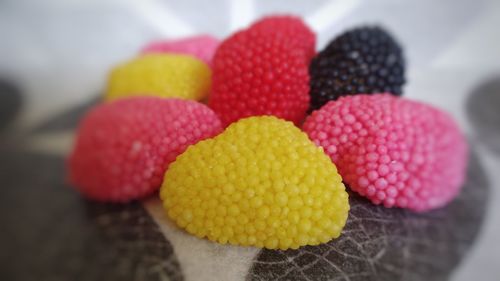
[105,54,211,101]
[161,116,350,250]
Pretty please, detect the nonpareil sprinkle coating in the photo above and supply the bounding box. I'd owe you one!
[303,94,467,212]
[106,54,211,102]
[209,29,310,127]
[69,97,222,202]
[309,26,405,111]
[249,15,316,61]
[161,116,349,249]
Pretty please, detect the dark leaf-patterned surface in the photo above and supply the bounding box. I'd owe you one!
[0,148,183,281]
[248,151,489,281]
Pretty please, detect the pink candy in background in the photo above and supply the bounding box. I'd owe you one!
[303,94,468,212]
[141,35,220,67]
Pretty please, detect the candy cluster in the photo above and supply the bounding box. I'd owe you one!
[69,14,468,249]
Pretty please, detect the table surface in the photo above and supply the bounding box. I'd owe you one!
[1,0,500,280]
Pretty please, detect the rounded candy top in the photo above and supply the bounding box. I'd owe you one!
[249,15,316,61]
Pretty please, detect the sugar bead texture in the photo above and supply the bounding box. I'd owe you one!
[161,116,349,249]
[106,54,211,102]
[303,94,467,212]
[249,15,316,61]
[69,97,223,202]
[309,26,405,111]
[209,29,310,127]
[140,35,220,67]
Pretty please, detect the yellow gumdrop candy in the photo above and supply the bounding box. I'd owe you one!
[105,54,211,101]
[161,116,350,250]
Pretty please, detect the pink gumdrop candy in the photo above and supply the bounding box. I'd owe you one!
[141,35,220,67]
[303,93,468,212]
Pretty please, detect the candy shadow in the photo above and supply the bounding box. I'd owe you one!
[0,78,23,133]
[30,95,101,134]
[466,75,500,155]
[248,148,489,281]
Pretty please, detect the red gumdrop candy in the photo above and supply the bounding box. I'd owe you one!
[69,97,223,202]
[209,28,310,127]
[303,94,468,212]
